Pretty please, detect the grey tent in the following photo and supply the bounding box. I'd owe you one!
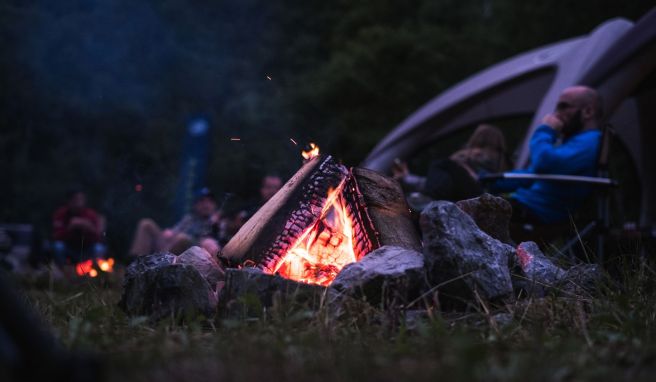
[362,8,656,228]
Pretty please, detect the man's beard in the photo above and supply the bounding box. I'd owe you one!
[561,110,584,137]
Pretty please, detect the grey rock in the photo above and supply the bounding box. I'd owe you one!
[124,252,177,282]
[420,201,514,302]
[219,268,326,318]
[512,241,566,297]
[178,246,225,291]
[456,193,514,245]
[330,246,425,307]
[557,264,604,296]
[119,263,218,321]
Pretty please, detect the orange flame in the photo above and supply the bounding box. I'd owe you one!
[97,258,115,273]
[271,183,359,286]
[302,143,320,160]
[75,258,115,277]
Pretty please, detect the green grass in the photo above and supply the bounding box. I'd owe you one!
[10,258,656,382]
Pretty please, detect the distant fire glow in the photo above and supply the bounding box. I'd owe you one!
[75,258,115,277]
[302,143,319,160]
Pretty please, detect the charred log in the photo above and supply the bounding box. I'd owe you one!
[221,155,349,271]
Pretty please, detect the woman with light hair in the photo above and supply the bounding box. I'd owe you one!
[392,123,510,202]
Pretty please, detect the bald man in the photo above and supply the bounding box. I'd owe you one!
[493,86,604,224]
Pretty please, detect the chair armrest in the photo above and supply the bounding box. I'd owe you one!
[479,172,618,187]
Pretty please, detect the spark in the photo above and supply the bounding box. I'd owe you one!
[290,138,298,145]
[266,75,272,80]
[230,137,241,141]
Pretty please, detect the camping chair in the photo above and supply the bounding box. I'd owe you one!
[479,124,618,264]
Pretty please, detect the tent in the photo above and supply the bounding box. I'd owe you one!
[361,8,656,228]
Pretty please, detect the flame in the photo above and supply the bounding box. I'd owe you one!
[97,258,115,273]
[75,259,94,277]
[271,183,359,286]
[75,257,115,277]
[302,143,320,160]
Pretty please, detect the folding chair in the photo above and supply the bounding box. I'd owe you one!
[480,124,618,263]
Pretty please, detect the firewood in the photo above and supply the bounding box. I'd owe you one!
[350,167,422,252]
[220,155,349,271]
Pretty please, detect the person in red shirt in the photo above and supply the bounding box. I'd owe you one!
[51,190,106,265]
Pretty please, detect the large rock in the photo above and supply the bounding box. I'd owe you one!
[119,252,218,320]
[512,241,566,297]
[330,246,425,307]
[456,193,514,245]
[219,268,326,318]
[178,246,225,291]
[420,201,514,302]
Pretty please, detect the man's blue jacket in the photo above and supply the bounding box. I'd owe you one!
[493,124,601,224]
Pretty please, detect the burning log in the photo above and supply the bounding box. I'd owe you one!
[221,155,349,273]
[220,154,421,286]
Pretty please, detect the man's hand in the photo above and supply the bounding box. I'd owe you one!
[162,229,175,239]
[391,158,409,180]
[542,113,564,132]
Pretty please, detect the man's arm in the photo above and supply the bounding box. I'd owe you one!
[52,208,68,241]
[529,124,599,174]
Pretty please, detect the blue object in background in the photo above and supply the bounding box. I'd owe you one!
[173,116,212,221]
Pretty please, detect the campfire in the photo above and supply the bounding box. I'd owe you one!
[75,257,115,278]
[273,184,360,286]
[221,146,420,286]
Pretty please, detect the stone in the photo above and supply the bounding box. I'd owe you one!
[119,263,217,321]
[219,268,326,318]
[557,264,604,297]
[456,193,514,245]
[119,252,218,320]
[178,246,225,291]
[420,201,514,303]
[512,241,566,297]
[330,246,425,307]
[124,252,176,281]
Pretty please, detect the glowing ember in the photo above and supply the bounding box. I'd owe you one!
[272,183,359,286]
[302,143,319,160]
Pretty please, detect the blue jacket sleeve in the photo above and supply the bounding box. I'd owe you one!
[529,124,599,174]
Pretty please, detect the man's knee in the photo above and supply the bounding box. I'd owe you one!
[199,237,220,257]
[138,218,157,230]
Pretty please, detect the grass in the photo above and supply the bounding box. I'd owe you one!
[7,255,656,382]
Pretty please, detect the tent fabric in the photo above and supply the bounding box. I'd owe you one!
[361,8,656,226]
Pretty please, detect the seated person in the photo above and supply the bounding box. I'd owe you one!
[392,123,511,202]
[51,189,106,265]
[215,174,284,246]
[491,85,603,225]
[129,187,220,256]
